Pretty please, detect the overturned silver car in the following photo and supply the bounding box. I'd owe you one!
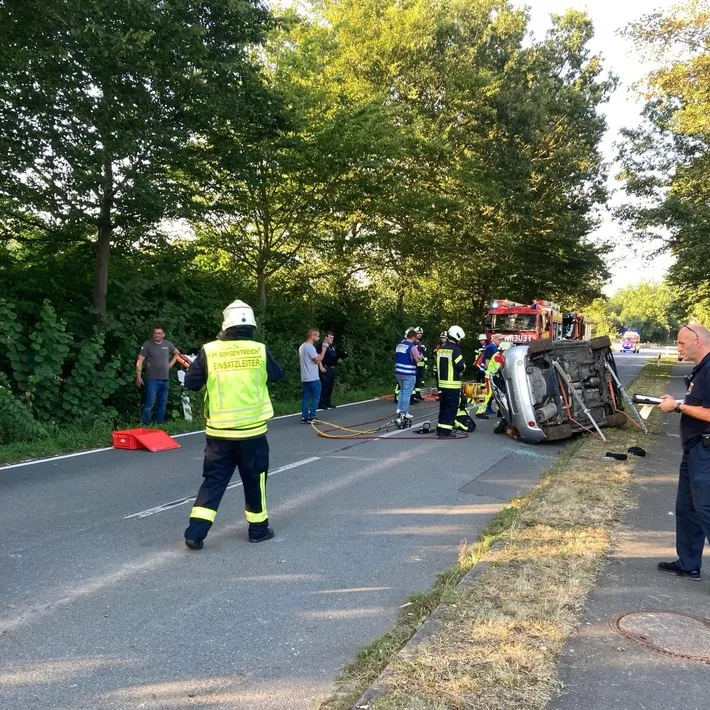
[491,336,630,443]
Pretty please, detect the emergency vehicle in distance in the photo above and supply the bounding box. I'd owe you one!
[619,331,641,354]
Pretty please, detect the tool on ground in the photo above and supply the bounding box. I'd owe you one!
[605,451,628,461]
[627,446,647,457]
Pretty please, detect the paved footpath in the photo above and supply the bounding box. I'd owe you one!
[0,356,648,710]
[551,361,710,710]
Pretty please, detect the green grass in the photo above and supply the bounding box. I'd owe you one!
[0,383,391,466]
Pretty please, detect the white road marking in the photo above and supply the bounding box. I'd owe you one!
[0,447,115,471]
[123,456,321,519]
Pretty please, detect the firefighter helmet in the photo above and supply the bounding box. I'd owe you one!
[478,333,486,341]
[447,325,465,342]
[413,326,424,335]
[499,341,513,351]
[222,300,256,330]
[404,326,415,338]
[439,331,447,339]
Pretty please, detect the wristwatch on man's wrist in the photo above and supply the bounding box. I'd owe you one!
[674,403,682,414]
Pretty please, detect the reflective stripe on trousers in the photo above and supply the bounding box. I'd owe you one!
[185,435,270,542]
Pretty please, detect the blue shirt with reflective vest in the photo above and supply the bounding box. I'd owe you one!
[395,339,418,378]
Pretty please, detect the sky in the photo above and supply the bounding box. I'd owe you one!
[513,0,677,295]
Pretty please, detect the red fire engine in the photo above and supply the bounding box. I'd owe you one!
[485,299,563,343]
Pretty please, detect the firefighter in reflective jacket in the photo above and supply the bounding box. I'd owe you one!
[436,326,466,438]
[183,300,284,549]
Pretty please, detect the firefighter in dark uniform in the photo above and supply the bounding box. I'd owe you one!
[412,326,426,402]
[657,324,710,580]
[436,325,466,438]
[183,300,284,549]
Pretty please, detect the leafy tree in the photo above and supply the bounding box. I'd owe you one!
[604,281,683,342]
[0,0,276,314]
[189,9,406,313]
[618,0,710,320]
[311,0,613,313]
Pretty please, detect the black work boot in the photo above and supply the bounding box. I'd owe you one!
[185,539,204,550]
[249,527,275,543]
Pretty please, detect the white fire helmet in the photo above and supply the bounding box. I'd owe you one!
[413,326,424,335]
[478,333,487,341]
[222,300,257,330]
[447,325,465,342]
[499,341,513,351]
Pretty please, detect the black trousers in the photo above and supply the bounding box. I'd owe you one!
[415,365,424,393]
[319,366,336,407]
[676,442,710,571]
[437,389,459,431]
[185,435,269,541]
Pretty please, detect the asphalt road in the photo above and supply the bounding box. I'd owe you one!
[0,352,653,710]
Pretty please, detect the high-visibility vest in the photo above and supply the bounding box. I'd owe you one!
[203,339,273,439]
[485,351,505,378]
[437,343,465,389]
[395,340,417,377]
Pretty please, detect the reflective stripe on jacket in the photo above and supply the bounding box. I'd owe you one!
[437,342,465,389]
[203,340,274,439]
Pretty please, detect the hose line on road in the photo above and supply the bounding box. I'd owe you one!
[310,405,469,440]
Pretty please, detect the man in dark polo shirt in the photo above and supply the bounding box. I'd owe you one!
[317,331,345,410]
[657,324,710,580]
[136,326,180,426]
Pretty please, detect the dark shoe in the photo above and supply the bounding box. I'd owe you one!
[328,403,337,409]
[249,528,275,543]
[436,430,459,438]
[657,560,701,581]
[301,418,308,424]
[307,415,317,422]
[185,538,204,550]
[475,413,490,420]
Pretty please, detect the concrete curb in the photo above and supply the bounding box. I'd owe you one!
[350,540,506,710]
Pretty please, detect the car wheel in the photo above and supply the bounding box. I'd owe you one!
[528,338,555,356]
[589,335,611,350]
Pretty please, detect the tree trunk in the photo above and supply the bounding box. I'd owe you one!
[396,284,405,314]
[257,269,267,314]
[93,156,113,315]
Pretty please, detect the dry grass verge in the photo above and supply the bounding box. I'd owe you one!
[319,358,674,710]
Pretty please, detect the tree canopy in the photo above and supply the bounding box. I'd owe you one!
[618,0,710,320]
